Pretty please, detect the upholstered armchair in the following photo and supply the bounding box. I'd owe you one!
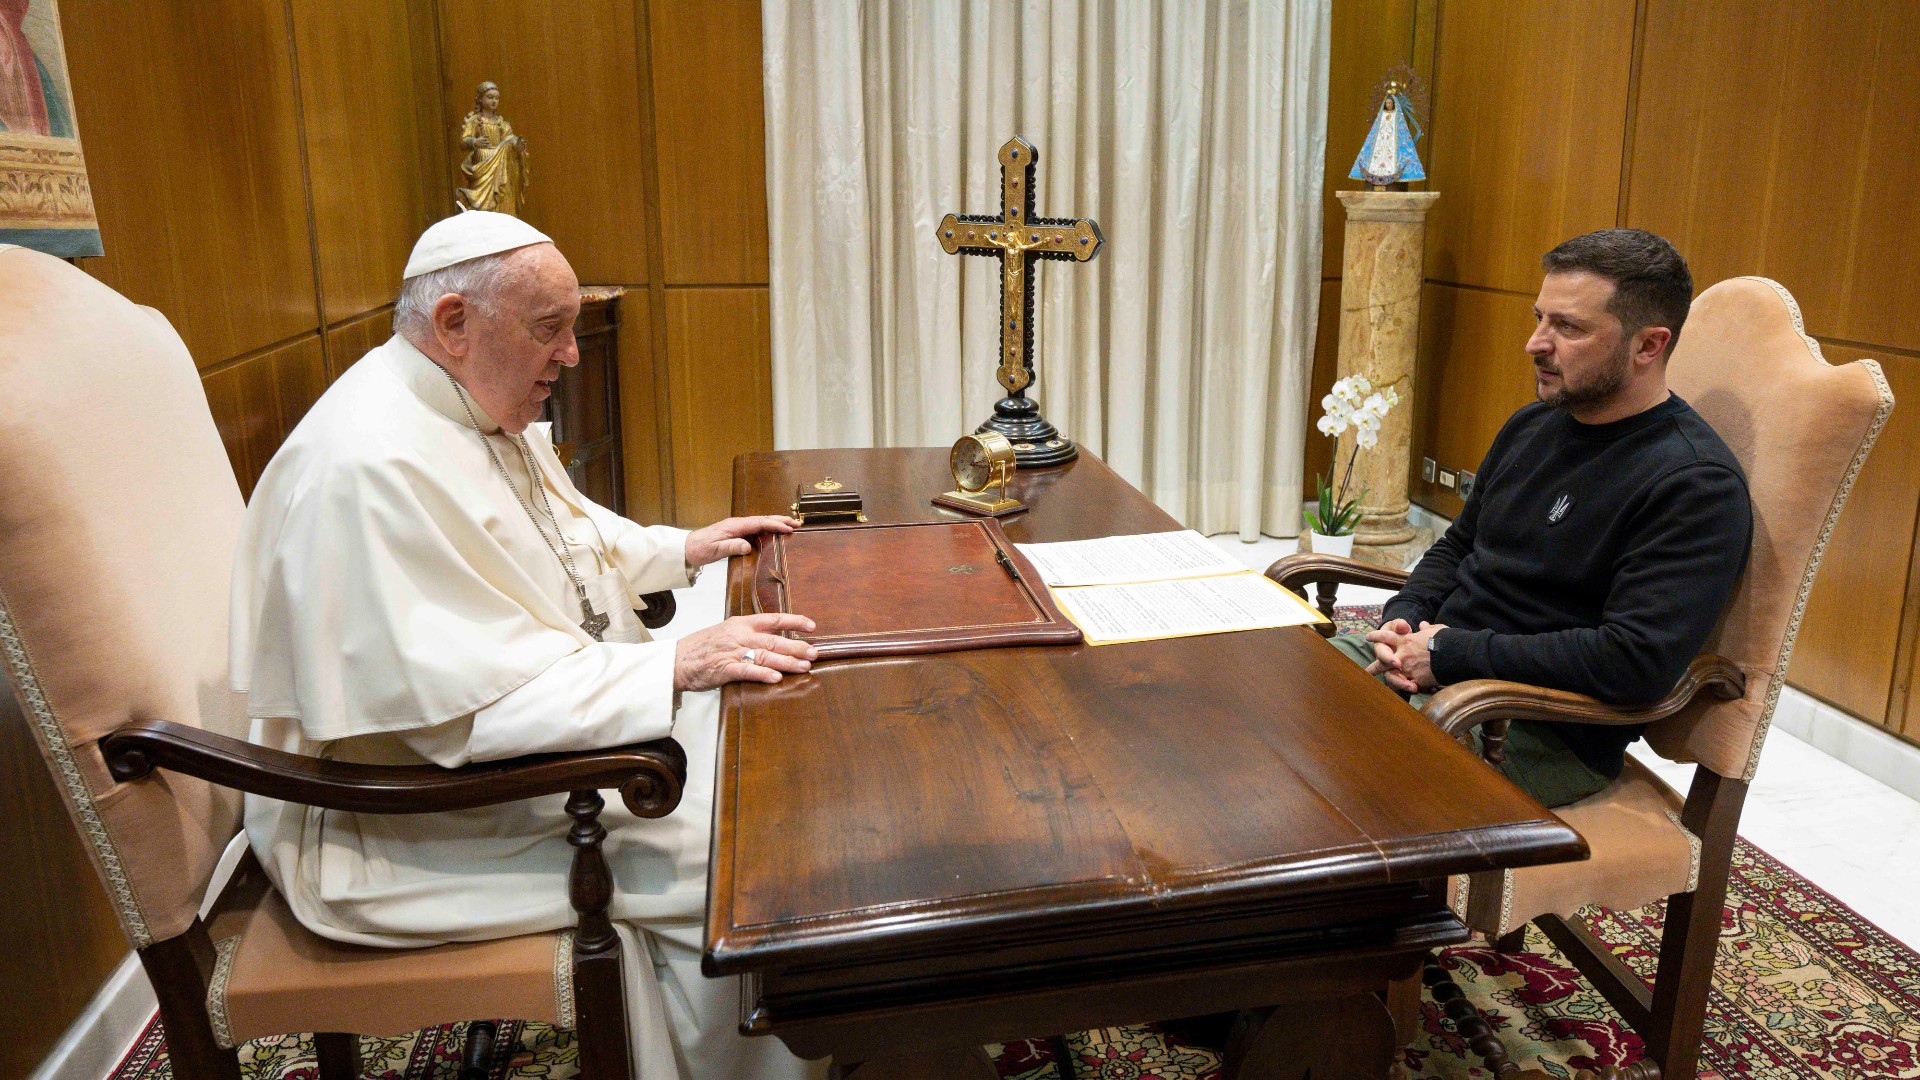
[1269,277,1893,1080]
[0,245,683,1080]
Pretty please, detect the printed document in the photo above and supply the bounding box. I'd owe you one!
[1016,529,1246,587]
[1051,572,1327,645]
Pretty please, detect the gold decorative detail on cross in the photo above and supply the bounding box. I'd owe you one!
[937,137,1102,397]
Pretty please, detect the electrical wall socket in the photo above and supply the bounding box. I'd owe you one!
[1458,470,1476,498]
[1438,468,1457,489]
[1421,457,1436,483]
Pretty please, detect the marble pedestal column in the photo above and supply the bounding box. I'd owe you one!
[1328,189,1440,568]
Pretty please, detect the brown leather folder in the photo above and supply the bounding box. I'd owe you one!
[753,520,1083,659]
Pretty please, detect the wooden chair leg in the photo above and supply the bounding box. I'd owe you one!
[1047,1034,1076,1080]
[1494,924,1530,954]
[568,790,633,1080]
[1313,580,1339,636]
[315,1032,361,1080]
[1643,887,1726,1080]
[1642,773,1746,1080]
[1635,764,1743,1076]
[138,921,242,1080]
[1385,970,1423,1048]
[458,1021,498,1080]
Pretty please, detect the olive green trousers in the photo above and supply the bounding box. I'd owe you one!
[1328,631,1612,809]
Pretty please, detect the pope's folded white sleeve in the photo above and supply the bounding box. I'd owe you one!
[397,640,679,768]
[523,424,695,595]
[595,513,695,595]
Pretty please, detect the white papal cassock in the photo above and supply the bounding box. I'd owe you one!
[230,333,816,1080]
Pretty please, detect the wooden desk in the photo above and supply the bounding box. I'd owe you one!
[710,449,1585,1078]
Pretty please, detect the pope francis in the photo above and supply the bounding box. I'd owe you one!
[230,212,820,1080]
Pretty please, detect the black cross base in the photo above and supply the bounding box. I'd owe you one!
[979,394,1077,468]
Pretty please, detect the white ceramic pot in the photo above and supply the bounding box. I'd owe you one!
[1308,529,1355,558]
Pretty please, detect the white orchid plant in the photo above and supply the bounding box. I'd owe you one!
[1308,374,1401,537]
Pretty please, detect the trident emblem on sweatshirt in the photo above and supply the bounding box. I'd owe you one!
[1548,493,1572,524]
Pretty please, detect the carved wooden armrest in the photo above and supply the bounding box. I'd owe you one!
[1264,553,1414,636]
[101,719,687,819]
[637,590,676,630]
[1421,655,1747,764]
[107,716,682,1047]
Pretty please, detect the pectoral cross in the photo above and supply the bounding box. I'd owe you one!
[576,590,610,642]
[938,136,1102,468]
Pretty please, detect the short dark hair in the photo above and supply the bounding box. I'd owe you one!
[1541,229,1693,359]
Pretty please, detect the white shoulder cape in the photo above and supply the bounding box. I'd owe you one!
[231,335,635,739]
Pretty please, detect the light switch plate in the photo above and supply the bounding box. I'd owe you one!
[1438,468,1457,489]
[1421,457,1436,483]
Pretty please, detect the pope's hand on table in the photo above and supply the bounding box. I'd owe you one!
[685,516,800,566]
[674,613,818,691]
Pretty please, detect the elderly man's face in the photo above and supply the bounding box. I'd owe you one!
[464,244,581,433]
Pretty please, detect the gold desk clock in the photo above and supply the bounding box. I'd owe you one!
[933,432,1025,517]
[791,476,866,524]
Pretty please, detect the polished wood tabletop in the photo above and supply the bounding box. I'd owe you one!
[708,448,1584,1063]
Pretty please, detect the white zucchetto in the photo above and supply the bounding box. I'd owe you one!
[402,210,553,279]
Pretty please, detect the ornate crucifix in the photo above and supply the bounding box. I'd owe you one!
[938,136,1102,468]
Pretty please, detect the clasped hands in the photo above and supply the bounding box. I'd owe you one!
[1364,618,1448,695]
[675,515,818,692]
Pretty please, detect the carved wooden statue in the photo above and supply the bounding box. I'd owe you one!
[456,81,530,216]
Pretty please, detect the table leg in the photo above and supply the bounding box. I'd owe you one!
[1220,993,1397,1080]
[830,1046,998,1080]
[1385,971,1424,1048]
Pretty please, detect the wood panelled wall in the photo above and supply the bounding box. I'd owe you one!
[3,1,770,1073]
[1326,1,1920,741]
[68,0,446,490]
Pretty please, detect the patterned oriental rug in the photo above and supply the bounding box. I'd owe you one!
[106,611,1920,1080]
[104,836,1920,1080]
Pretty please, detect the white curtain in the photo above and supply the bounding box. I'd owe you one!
[763,0,1328,538]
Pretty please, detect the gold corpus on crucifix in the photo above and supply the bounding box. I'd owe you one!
[938,136,1103,468]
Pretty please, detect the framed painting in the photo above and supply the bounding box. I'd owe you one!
[0,0,100,257]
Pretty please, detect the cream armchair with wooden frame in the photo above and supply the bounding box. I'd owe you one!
[0,245,684,1080]
[1268,277,1892,1080]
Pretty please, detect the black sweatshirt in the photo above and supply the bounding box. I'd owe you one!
[1382,394,1752,779]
